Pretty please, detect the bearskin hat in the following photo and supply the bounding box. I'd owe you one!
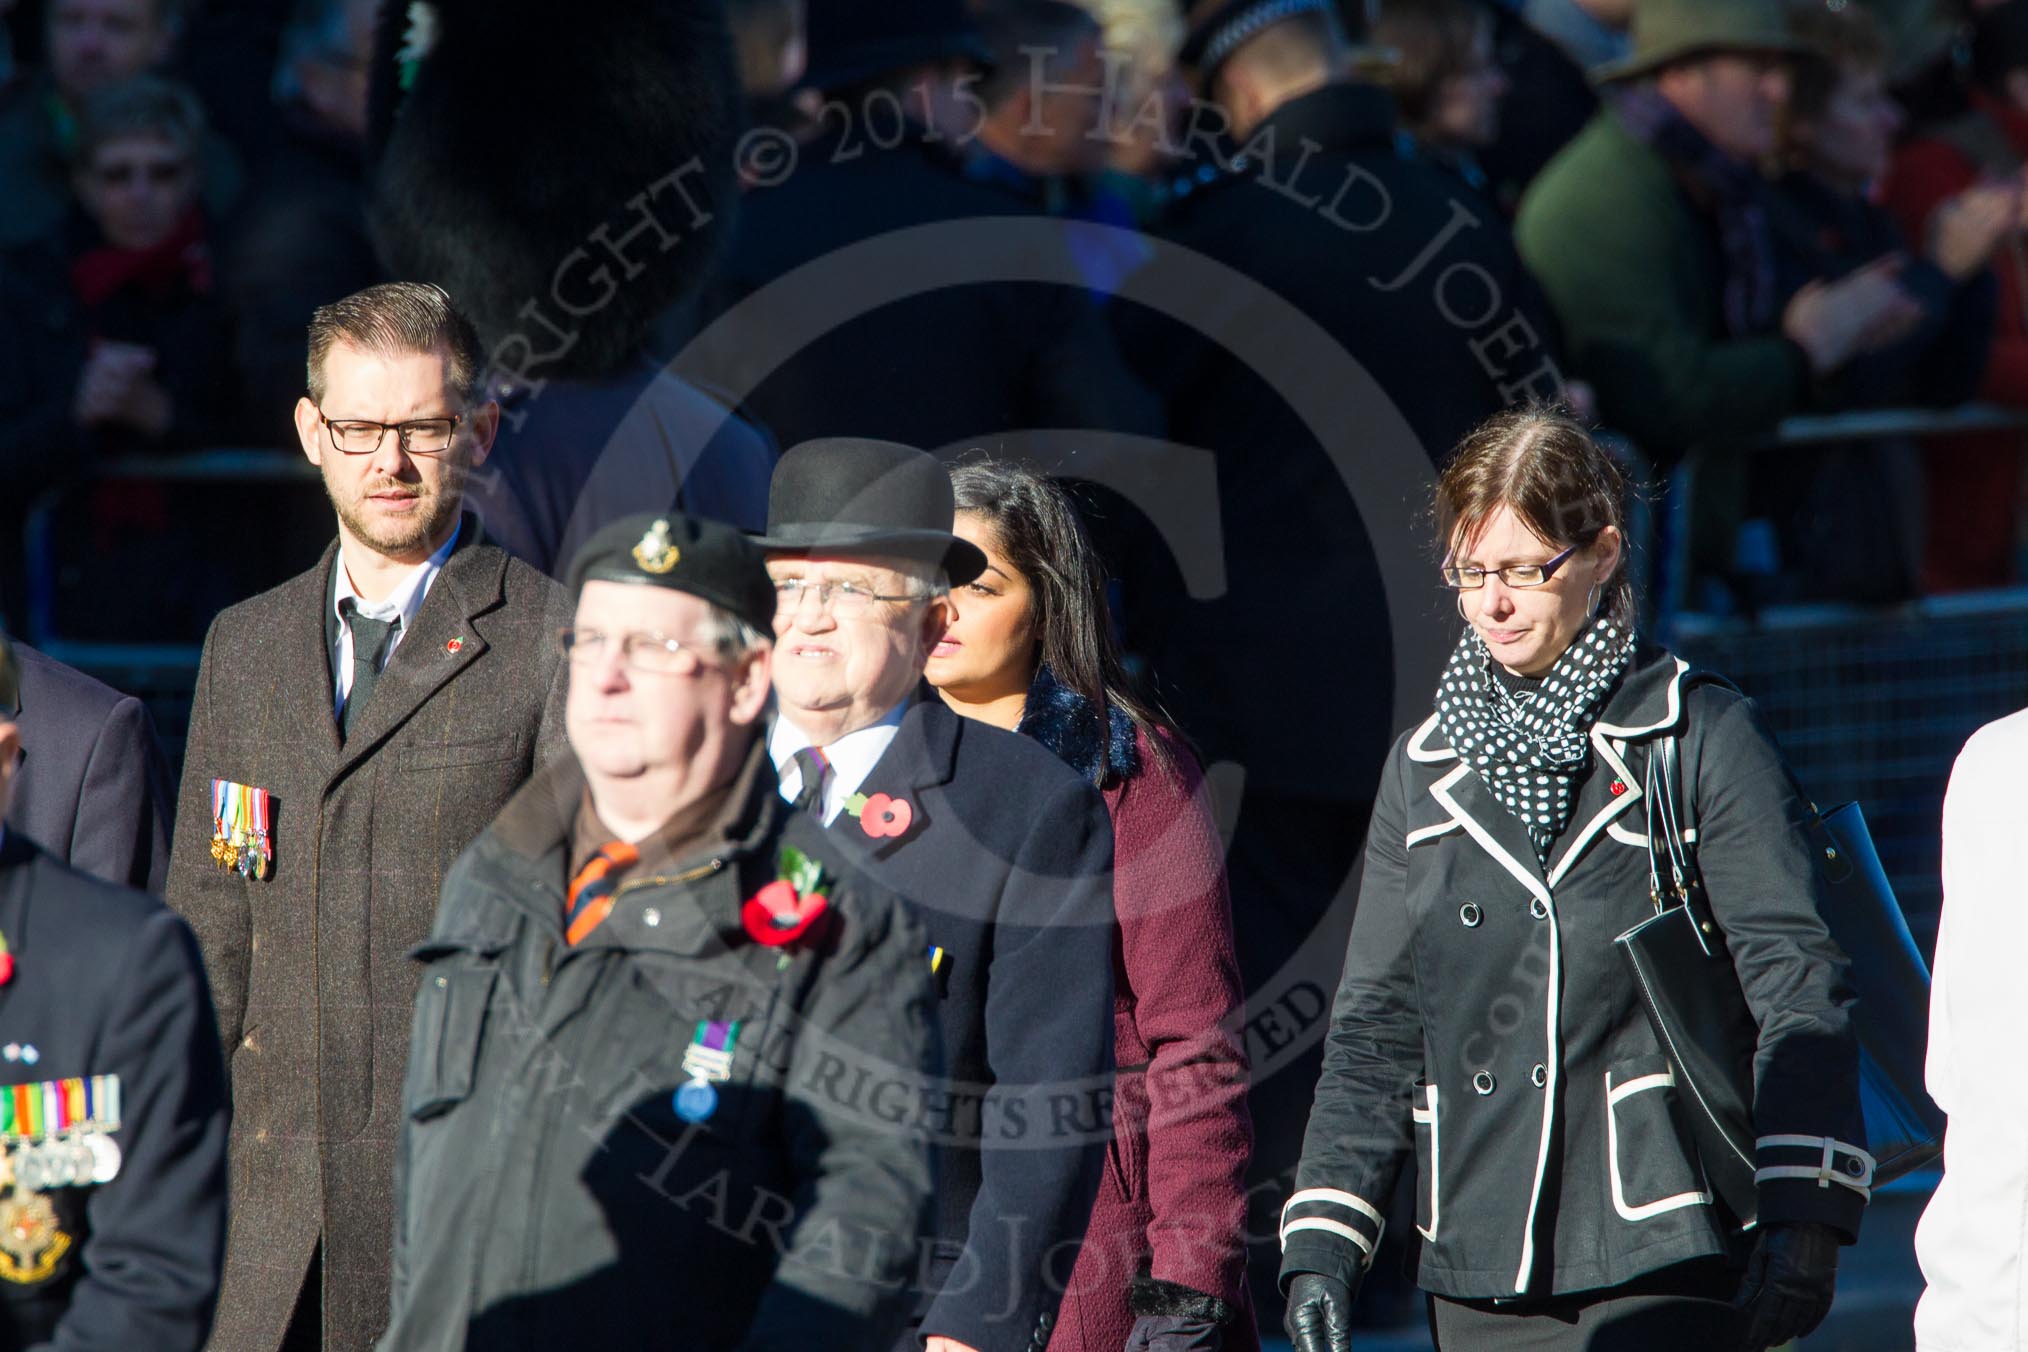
[365,0,741,380]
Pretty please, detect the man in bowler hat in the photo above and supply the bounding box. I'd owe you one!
[381,512,939,1352]
[166,281,569,1351]
[757,438,1116,1352]
[0,628,230,1349]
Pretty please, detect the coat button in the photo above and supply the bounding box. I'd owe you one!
[1532,1063,1548,1088]
[1459,903,1483,928]
[1530,898,1549,920]
[1473,1070,1496,1095]
[642,908,662,928]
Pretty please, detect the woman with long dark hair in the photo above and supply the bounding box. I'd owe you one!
[1279,408,1870,1352]
[925,458,1259,1352]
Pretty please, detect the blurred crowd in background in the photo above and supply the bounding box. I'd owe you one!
[1,0,2025,636]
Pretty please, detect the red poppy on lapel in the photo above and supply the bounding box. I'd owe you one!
[0,932,13,986]
[740,846,831,947]
[843,791,914,841]
[446,637,465,654]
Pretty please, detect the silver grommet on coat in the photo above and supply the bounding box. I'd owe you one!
[1530,898,1549,920]
[1473,1070,1496,1095]
[1532,1063,1548,1088]
[642,908,661,928]
[1459,903,1483,928]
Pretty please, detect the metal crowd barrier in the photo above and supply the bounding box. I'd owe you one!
[19,450,322,749]
[1652,404,2028,625]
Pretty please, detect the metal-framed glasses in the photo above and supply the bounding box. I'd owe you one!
[772,577,934,619]
[1441,545,1577,590]
[317,410,467,456]
[559,628,721,675]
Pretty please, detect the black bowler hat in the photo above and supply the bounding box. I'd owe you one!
[799,0,994,94]
[751,439,988,586]
[567,512,778,634]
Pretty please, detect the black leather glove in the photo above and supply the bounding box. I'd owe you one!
[1735,1221,1842,1351]
[1123,1314,1223,1351]
[1284,1272,1355,1352]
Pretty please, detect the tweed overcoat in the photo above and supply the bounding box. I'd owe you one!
[165,521,567,1352]
[1280,645,1870,1303]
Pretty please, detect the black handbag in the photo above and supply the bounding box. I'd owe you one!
[1614,728,1947,1229]
[1614,734,1761,1224]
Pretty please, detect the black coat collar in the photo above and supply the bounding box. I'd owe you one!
[1409,641,1694,764]
[1244,82,1399,161]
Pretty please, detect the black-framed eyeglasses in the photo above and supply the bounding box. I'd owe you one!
[559,627,725,675]
[317,409,466,456]
[1441,545,1578,591]
[772,577,936,618]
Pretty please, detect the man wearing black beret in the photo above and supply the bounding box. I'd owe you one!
[758,438,1116,1352]
[382,512,942,1352]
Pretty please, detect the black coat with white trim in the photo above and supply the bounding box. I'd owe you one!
[1280,644,1868,1301]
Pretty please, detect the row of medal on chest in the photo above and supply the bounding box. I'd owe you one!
[0,1074,123,1194]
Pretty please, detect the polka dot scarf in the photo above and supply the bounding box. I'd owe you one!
[1433,615,1633,863]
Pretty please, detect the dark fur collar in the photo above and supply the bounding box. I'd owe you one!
[1016,665,1140,788]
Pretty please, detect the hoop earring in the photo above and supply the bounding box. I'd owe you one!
[1457,592,1470,623]
[1586,580,1601,617]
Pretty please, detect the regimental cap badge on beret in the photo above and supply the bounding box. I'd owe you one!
[632,519,681,575]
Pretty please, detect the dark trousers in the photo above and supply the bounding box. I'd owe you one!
[1428,1259,1743,1351]
[278,1244,322,1352]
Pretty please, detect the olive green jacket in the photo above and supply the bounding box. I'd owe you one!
[1515,111,1810,468]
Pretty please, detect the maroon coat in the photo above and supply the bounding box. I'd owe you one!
[1049,729,1259,1351]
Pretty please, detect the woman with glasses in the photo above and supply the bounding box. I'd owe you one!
[923,458,1258,1352]
[1278,408,1870,1352]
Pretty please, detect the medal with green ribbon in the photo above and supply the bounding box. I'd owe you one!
[673,1020,739,1124]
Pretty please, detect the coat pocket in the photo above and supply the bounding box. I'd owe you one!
[405,963,498,1121]
[1412,1079,1440,1241]
[1604,1057,1711,1222]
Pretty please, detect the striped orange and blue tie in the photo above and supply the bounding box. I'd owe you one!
[565,840,639,945]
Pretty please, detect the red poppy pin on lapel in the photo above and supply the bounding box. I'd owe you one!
[1610,780,1627,796]
[843,792,913,840]
[0,931,16,986]
[445,637,464,655]
[741,845,831,948]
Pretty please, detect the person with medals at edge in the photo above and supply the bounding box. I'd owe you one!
[380,512,941,1352]
[1278,408,1869,1352]
[164,281,570,1352]
[0,627,230,1349]
[756,438,1117,1352]
[924,459,1259,1352]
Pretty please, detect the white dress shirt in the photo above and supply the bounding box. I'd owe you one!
[1915,706,2028,1350]
[769,701,908,825]
[329,523,459,717]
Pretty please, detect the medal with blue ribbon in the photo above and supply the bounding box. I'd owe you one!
[674,1020,739,1123]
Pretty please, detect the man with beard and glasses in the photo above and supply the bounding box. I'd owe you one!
[165,281,569,1352]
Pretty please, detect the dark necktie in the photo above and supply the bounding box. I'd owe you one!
[565,840,640,945]
[339,601,400,741]
[789,746,829,815]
